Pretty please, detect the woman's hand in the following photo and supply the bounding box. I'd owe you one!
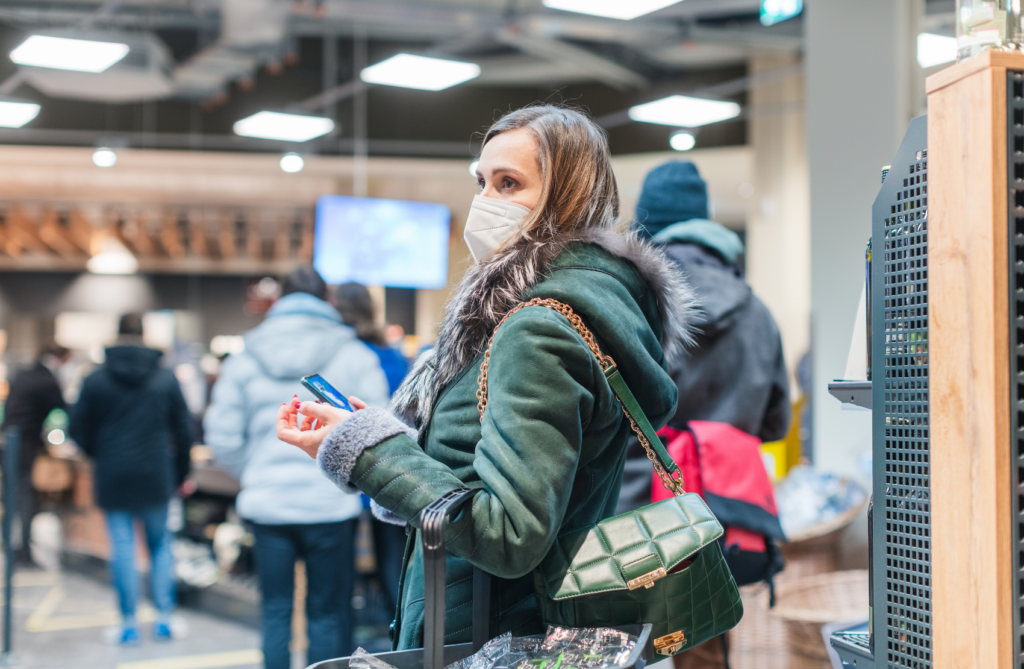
[276,394,368,459]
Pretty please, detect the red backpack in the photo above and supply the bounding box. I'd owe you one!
[652,421,786,600]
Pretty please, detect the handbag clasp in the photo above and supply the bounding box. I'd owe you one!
[626,567,666,590]
[654,630,687,655]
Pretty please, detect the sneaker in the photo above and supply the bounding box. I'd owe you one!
[119,626,141,646]
[153,621,173,642]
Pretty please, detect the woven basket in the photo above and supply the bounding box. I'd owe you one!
[771,570,869,660]
[781,494,867,579]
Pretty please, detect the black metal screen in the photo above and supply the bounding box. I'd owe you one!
[873,115,932,669]
[1007,69,1024,669]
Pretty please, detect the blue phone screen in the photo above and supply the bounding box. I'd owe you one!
[307,376,353,411]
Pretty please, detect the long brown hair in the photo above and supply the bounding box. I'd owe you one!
[482,105,620,240]
[335,282,386,347]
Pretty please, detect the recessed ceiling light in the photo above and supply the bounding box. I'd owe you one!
[628,96,741,128]
[0,100,40,128]
[92,147,117,167]
[469,161,480,177]
[11,35,129,73]
[670,132,696,151]
[360,54,481,91]
[280,152,305,173]
[542,0,681,20]
[233,111,335,142]
[917,33,957,68]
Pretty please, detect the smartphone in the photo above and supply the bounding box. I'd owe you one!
[300,374,354,411]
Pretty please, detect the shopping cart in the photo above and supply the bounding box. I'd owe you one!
[309,489,652,669]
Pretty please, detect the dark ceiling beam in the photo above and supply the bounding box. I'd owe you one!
[0,5,213,30]
[0,127,480,158]
[653,0,762,19]
[494,29,649,91]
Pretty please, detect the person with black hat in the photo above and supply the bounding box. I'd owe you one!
[621,161,791,668]
[69,313,193,646]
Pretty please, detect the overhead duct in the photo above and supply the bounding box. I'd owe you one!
[173,0,292,99]
[17,29,175,103]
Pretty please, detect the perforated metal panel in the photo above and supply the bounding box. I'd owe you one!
[1007,69,1024,669]
[872,115,932,669]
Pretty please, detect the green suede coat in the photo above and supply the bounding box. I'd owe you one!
[349,242,680,648]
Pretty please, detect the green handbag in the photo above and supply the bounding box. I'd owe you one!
[479,298,744,656]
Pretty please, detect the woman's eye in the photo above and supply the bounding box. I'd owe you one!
[502,178,516,190]
[476,178,486,190]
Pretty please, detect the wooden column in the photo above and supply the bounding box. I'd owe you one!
[927,50,1020,669]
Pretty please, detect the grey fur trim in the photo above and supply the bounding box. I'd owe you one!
[370,499,408,527]
[317,407,418,494]
[390,226,695,428]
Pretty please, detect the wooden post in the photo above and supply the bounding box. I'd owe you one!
[927,50,1021,669]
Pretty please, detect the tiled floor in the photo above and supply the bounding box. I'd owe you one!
[5,513,850,669]
[1,567,264,669]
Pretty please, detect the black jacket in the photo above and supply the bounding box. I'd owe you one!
[1,362,65,470]
[617,240,790,512]
[69,345,193,510]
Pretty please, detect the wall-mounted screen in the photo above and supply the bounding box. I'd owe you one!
[313,195,450,289]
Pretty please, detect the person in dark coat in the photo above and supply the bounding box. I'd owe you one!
[618,161,791,513]
[69,314,193,646]
[1,341,70,567]
[624,161,790,669]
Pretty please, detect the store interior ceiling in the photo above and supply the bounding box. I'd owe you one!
[0,0,962,158]
[0,0,809,158]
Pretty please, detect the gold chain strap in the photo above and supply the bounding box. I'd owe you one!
[476,297,685,495]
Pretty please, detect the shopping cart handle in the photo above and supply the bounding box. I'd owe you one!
[421,489,491,669]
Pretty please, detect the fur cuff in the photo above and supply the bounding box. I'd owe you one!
[317,407,418,494]
[371,499,408,527]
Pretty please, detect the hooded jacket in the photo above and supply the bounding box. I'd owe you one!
[315,227,692,649]
[69,343,192,510]
[617,220,790,512]
[203,292,390,525]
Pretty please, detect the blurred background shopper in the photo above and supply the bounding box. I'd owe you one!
[1,341,70,567]
[623,161,790,669]
[204,268,389,669]
[333,281,409,615]
[69,314,193,645]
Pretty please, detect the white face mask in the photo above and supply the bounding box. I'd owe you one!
[463,194,532,263]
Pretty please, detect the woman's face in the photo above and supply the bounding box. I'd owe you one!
[476,128,543,211]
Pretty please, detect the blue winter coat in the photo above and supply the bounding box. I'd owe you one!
[203,293,390,525]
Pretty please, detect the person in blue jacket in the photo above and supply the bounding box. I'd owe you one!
[203,268,388,669]
[333,281,409,614]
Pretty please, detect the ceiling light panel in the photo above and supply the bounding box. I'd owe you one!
[233,111,334,142]
[0,101,40,128]
[628,95,741,127]
[11,35,129,73]
[542,0,681,20]
[360,54,481,91]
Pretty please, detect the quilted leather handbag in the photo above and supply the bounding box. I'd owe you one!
[478,298,744,656]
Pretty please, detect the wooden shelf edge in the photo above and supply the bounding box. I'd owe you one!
[927,50,1024,94]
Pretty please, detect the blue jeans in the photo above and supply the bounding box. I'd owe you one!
[105,504,176,622]
[252,521,356,669]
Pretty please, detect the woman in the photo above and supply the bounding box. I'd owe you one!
[278,105,692,648]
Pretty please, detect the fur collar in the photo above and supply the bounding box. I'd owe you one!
[390,227,694,427]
